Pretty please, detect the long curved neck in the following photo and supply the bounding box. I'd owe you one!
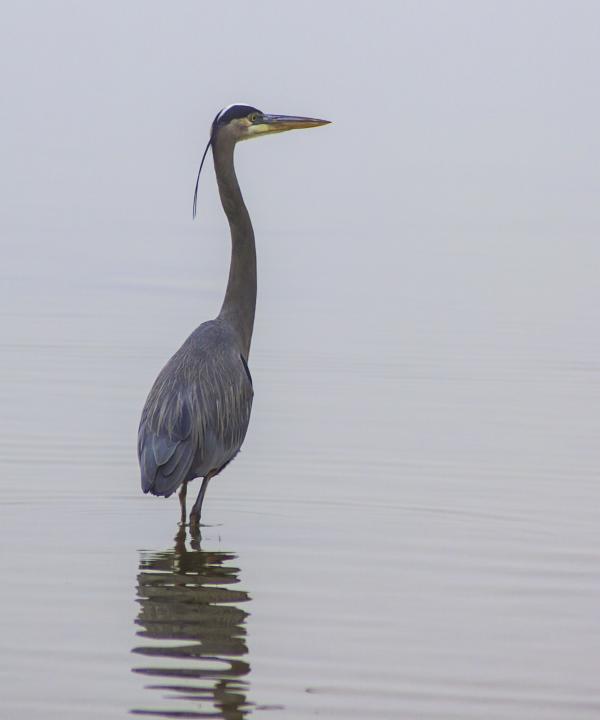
[213,136,256,358]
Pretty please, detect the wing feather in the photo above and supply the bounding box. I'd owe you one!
[151,434,178,467]
[151,438,195,497]
[138,389,196,497]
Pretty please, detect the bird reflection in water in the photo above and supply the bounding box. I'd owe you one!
[131,526,252,719]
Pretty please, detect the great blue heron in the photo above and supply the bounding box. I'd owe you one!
[138,103,330,526]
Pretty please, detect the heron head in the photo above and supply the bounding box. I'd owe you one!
[193,103,330,217]
[211,103,330,143]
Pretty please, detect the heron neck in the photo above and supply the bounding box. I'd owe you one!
[213,137,257,358]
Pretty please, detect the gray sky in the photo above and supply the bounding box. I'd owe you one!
[2,0,599,226]
[1,0,599,364]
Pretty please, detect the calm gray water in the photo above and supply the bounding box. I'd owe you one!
[2,2,600,717]
[1,216,599,719]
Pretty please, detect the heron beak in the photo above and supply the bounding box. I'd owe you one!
[248,114,331,137]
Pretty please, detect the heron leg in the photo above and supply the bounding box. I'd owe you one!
[178,481,188,525]
[189,520,201,546]
[189,473,213,526]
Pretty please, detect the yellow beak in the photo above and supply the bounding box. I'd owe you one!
[248,114,331,137]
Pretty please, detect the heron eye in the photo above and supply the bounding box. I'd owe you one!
[249,113,259,123]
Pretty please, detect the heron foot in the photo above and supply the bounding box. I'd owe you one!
[189,521,201,547]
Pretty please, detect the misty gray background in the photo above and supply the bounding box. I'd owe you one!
[2,1,599,377]
[1,1,599,343]
[1,2,600,719]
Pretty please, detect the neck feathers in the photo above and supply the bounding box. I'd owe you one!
[213,137,257,357]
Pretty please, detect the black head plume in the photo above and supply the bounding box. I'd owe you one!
[192,104,261,219]
[192,136,212,219]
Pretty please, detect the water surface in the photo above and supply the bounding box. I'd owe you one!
[1,216,599,719]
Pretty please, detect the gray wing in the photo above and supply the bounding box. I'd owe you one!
[138,382,195,497]
[138,321,253,497]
